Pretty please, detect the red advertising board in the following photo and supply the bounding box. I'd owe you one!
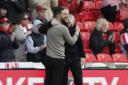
[0,70,127,85]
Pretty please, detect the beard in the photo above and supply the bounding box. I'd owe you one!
[62,19,68,26]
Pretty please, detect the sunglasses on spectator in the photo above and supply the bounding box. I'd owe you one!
[22,17,29,20]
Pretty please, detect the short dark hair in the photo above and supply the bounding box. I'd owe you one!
[0,5,6,10]
[52,6,65,17]
[18,12,30,23]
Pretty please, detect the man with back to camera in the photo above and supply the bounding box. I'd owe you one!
[39,6,80,85]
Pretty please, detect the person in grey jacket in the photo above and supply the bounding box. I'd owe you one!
[39,7,80,85]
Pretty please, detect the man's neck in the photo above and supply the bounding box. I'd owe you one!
[54,17,62,24]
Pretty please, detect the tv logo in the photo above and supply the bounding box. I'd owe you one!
[68,77,119,85]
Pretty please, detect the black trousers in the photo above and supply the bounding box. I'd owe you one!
[61,57,83,85]
[44,56,65,85]
[101,5,117,23]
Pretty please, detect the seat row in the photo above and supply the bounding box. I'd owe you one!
[76,0,127,22]
[85,53,128,62]
[77,21,124,33]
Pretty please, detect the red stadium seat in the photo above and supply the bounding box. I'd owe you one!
[115,48,122,53]
[114,22,124,32]
[77,21,87,32]
[108,22,116,31]
[88,10,102,21]
[76,10,95,21]
[95,0,102,9]
[112,54,128,62]
[84,21,96,32]
[85,53,97,62]
[80,32,90,44]
[80,32,92,53]
[114,32,122,53]
[80,32,90,47]
[96,53,112,62]
[84,49,92,53]
[76,12,85,22]
[82,1,95,10]
[93,10,102,20]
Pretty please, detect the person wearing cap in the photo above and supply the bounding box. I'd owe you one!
[40,7,80,85]
[0,17,19,62]
[120,19,128,54]
[25,19,46,62]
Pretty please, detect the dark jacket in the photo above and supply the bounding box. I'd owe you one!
[89,28,115,55]
[65,25,85,60]
[39,21,53,34]
[27,32,46,62]
[0,31,19,62]
[0,0,25,24]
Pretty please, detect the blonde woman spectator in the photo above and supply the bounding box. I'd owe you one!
[89,18,116,55]
[14,12,32,62]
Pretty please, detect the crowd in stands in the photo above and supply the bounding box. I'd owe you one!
[0,0,128,63]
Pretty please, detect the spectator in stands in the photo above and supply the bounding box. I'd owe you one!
[14,12,32,62]
[29,0,58,20]
[24,0,30,12]
[89,18,116,55]
[25,20,46,62]
[61,14,85,85]
[0,0,26,24]
[0,17,19,62]
[101,0,120,23]
[0,6,7,18]
[119,0,128,21]
[39,7,80,85]
[121,0,128,6]
[120,19,128,54]
[35,5,49,24]
[59,0,83,16]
